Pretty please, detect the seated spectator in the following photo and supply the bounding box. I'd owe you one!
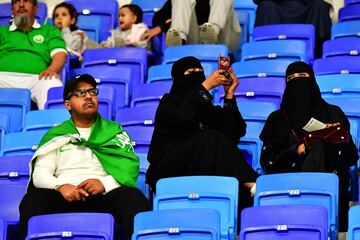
[141,0,241,52]
[53,2,87,61]
[0,0,67,109]
[259,61,359,232]
[19,74,150,240]
[101,4,150,50]
[146,57,258,216]
[253,0,332,57]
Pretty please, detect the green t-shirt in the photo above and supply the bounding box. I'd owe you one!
[0,22,66,75]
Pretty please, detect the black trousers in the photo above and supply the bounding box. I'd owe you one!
[19,186,150,240]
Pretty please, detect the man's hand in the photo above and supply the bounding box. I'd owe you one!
[141,26,162,41]
[39,69,60,80]
[223,68,239,99]
[57,184,89,202]
[297,143,306,156]
[202,70,232,91]
[78,179,105,195]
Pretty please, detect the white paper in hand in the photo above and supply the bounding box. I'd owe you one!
[302,118,327,132]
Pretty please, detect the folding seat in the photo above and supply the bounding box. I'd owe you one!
[115,105,157,128]
[316,74,360,94]
[0,155,31,185]
[331,20,360,39]
[131,82,171,107]
[323,38,360,58]
[0,218,6,240]
[0,183,26,226]
[1,130,47,156]
[349,205,360,240]
[313,57,360,75]
[339,5,360,22]
[240,205,328,240]
[0,114,9,149]
[76,15,103,42]
[23,109,70,132]
[154,176,239,240]
[131,0,166,28]
[26,213,114,240]
[231,59,292,78]
[72,67,132,110]
[0,2,47,25]
[136,153,150,198]
[133,208,221,240]
[241,40,308,62]
[124,126,154,154]
[163,44,228,70]
[82,48,148,86]
[254,173,339,240]
[345,0,360,5]
[0,88,31,133]
[253,24,316,62]
[234,0,257,37]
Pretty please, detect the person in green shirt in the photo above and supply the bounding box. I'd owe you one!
[19,74,150,240]
[0,0,67,109]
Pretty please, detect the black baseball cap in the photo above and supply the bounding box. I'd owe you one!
[63,74,97,100]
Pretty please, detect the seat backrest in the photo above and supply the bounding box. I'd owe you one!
[0,155,31,185]
[0,2,47,24]
[313,56,360,75]
[331,20,360,39]
[253,24,315,62]
[323,38,360,58]
[233,0,257,36]
[348,205,360,240]
[115,106,157,128]
[241,40,308,62]
[0,184,26,225]
[124,126,154,154]
[133,208,221,240]
[339,5,360,22]
[345,0,360,5]
[23,109,70,132]
[136,153,150,198]
[76,15,103,42]
[237,100,277,121]
[240,205,328,240]
[254,173,339,240]
[0,114,9,150]
[0,88,31,133]
[317,74,360,94]
[27,213,114,240]
[82,48,148,86]
[231,60,292,78]
[1,131,46,156]
[154,176,239,240]
[0,218,6,240]
[131,82,171,107]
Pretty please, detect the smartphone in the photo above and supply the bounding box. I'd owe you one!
[218,56,231,81]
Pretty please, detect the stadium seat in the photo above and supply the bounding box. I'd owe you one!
[254,173,339,240]
[241,40,308,62]
[82,48,148,86]
[124,126,154,154]
[131,82,171,107]
[72,67,132,110]
[23,109,70,132]
[137,153,150,198]
[316,74,360,94]
[0,218,6,240]
[0,155,31,186]
[348,205,360,240]
[0,184,26,226]
[133,208,221,240]
[0,88,31,133]
[1,131,47,156]
[115,105,157,128]
[234,0,257,37]
[131,0,166,28]
[253,24,316,62]
[323,38,360,58]
[0,114,9,150]
[339,5,360,22]
[345,0,360,5]
[26,213,114,240]
[331,20,360,39]
[0,2,47,25]
[154,176,239,240]
[313,57,360,75]
[231,59,292,78]
[76,15,103,42]
[240,205,328,240]
[163,44,228,70]
[236,10,249,46]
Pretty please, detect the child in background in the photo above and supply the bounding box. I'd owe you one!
[53,3,87,59]
[101,4,150,50]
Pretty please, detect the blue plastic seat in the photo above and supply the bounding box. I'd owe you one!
[231,60,292,78]
[0,218,6,240]
[154,176,239,240]
[132,0,166,27]
[1,131,47,156]
[133,208,221,240]
[0,2,47,25]
[236,11,249,47]
[241,40,308,62]
[0,88,31,133]
[254,173,339,240]
[72,67,132,110]
[240,205,328,240]
[323,38,360,58]
[331,20,360,39]
[349,205,360,240]
[316,74,360,93]
[76,15,103,42]
[26,213,114,240]
[339,5,360,22]
[137,153,150,198]
[163,44,228,70]
[0,155,31,185]
[234,0,257,37]
[0,114,9,150]
[131,82,171,107]
[253,24,316,63]
[82,48,148,86]
[0,184,26,226]
[115,106,157,128]
[346,0,360,5]
[23,109,70,132]
[124,126,154,154]
[313,57,360,75]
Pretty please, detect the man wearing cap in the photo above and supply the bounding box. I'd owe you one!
[0,0,67,109]
[19,74,150,239]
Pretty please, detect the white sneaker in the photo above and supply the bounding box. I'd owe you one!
[165,28,183,47]
[199,23,218,44]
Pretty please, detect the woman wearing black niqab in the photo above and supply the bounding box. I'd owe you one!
[259,61,359,231]
[146,56,258,215]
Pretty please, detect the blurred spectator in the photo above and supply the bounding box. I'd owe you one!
[325,0,344,23]
[0,0,67,109]
[141,0,241,52]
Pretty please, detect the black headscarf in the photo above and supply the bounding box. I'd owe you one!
[281,61,329,129]
[169,56,206,95]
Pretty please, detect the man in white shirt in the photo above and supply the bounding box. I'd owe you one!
[19,74,150,240]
